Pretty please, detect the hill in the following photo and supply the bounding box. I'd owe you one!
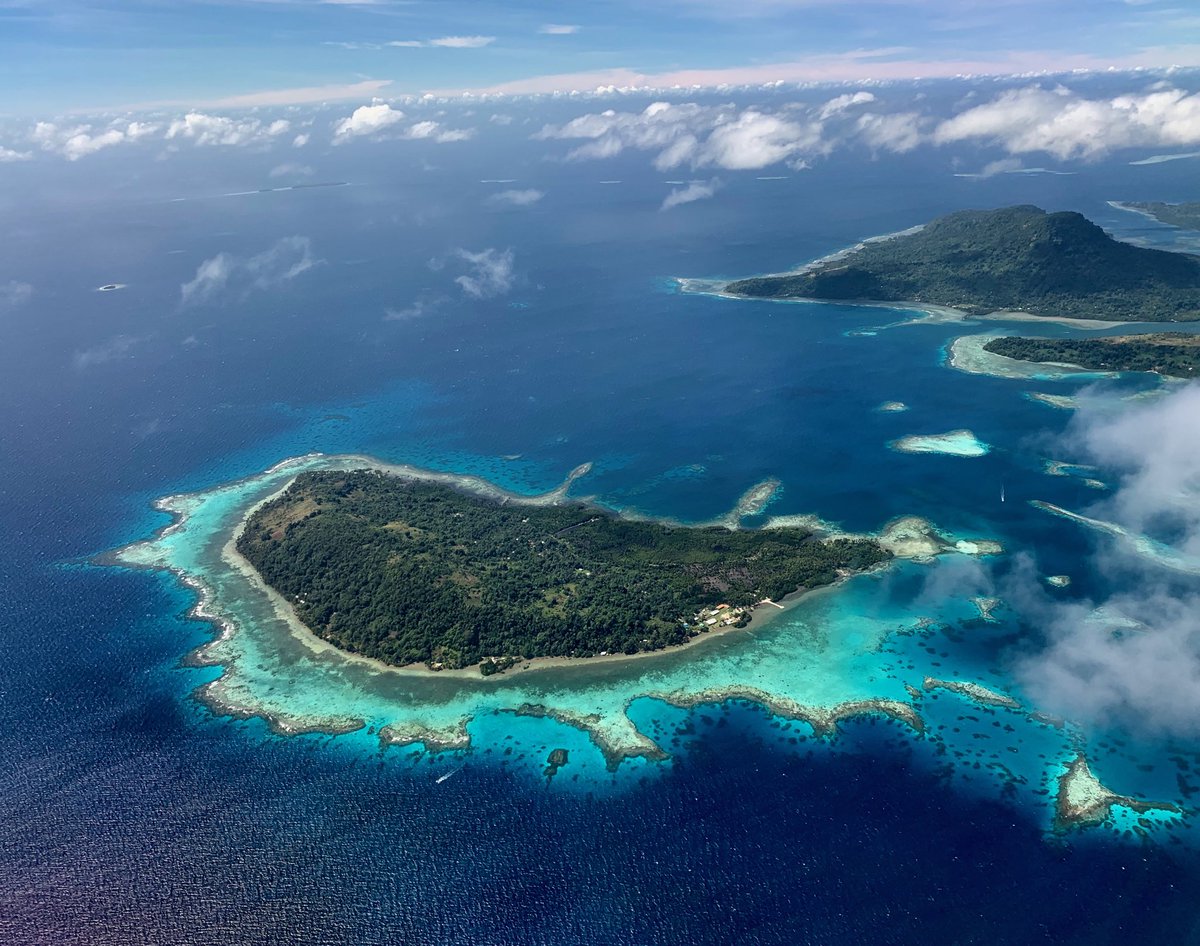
[725,205,1200,322]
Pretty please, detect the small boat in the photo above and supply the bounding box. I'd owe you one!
[1000,483,1006,503]
[436,767,462,784]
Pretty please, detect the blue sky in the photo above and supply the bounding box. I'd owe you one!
[3,0,1199,114]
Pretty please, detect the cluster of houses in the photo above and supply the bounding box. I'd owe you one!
[688,602,750,632]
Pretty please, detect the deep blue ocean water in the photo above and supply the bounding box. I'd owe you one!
[3,91,1200,943]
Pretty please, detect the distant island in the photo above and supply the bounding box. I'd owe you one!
[984,333,1200,378]
[1114,201,1200,231]
[725,205,1200,322]
[237,470,890,673]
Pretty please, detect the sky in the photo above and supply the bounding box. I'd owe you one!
[2,0,1200,115]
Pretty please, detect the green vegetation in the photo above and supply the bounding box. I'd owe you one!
[237,470,890,671]
[1121,201,1200,231]
[725,205,1200,322]
[984,333,1200,378]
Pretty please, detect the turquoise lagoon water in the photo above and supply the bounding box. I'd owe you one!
[5,108,1200,941]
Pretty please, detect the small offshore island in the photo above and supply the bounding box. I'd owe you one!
[238,469,891,673]
[724,205,1200,322]
[984,333,1200,378]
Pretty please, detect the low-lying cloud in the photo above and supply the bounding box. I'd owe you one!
[487,188,544,207]
[934,86,1200,160]
[181,236,317,306]
[661,178,722,210]
[453,247,517,299]
[1011,384,1200,735]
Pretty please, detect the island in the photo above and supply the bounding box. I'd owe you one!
[983,333,1200,378]
[1113,200,1200,231]
[236,469,891,672]
[724,205,1200,322]
[1053,754,1180,832]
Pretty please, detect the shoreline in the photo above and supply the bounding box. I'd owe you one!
[106,454,850,691]
[678,278,1133,331]
[108,452,1002,692]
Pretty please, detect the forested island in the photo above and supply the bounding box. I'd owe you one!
[725,205,1200,322]
[984,333,1200,378]
[1118,201,1200,231]
[237,470,890,672]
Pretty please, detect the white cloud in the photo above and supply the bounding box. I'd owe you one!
[181,236,317,306]
[72,334,145,369]
[701,110,823,169]
[538,101,826,172]
[292,133,311,148]
[269,162,314,178]
[854,111,925,153]
[332,103,405,141]
[817,90,876,119]
[0,145,31,162]
[488,188,544,207]
[0,280,33,309]
[181,253,235,306]
[1013,385,1200,735]
[934,86,1200,160]
[430,35,495,48]
[165,112,291,148]
[454,248,516,299]
[390,35,496,48]
[431,127,474,143]
[538,24,579,34]
[385,295,442,320]
[32,122,128,160]
[661,178,722,211]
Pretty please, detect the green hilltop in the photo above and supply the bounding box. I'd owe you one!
[726,205,1200,322]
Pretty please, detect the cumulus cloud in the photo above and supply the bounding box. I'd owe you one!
[181,236,317,306]
[537,101,826,172]
[165,112,290,147]
[32,121,138,160]
[453,248,516,299]
[934,85,1200,160]
[854,111,925,153]
[661,178,722,211]
[332,105,472,143]
[333,103,405,141]
[538,24,579,34]
[487,188,544,207]
[180,253,235,306]
[0,145,31,162]
[817,90,876,119]
[1,280,33,309]
[1013,385,1200,734]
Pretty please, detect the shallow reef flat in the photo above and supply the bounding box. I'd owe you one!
[1053,755,1181,832]
[105,453,1185,834]
[948,333,1119,381]
[889,429,990,458]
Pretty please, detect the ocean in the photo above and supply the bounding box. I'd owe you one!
[2,89,1200,943]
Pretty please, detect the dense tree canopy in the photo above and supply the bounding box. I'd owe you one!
[238,471,890,671]
[985,333,1200,378]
